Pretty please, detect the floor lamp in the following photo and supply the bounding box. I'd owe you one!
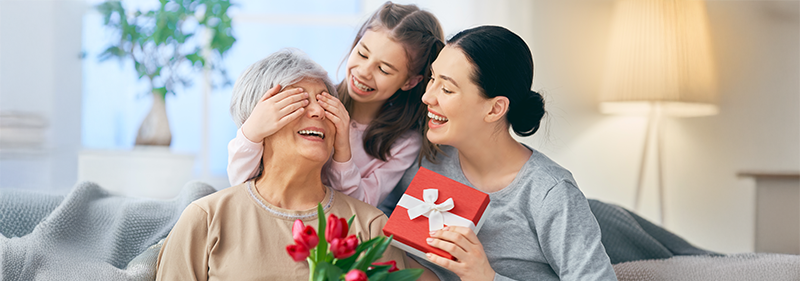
[599,0,719,224]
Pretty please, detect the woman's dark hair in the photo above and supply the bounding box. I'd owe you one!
[336,1,444,161]
[446,25,545,137]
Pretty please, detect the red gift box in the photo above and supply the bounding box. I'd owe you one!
[383,167,490,261]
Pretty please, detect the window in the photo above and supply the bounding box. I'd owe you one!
[82,0,362,180]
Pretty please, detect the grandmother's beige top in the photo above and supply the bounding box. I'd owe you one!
[155,181,406,281]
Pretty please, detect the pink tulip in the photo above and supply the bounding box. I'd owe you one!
[344,269,368,281]
[371,260,399,272]
[329,234,358,259]
[326,214,348,243]
[292,220,304,239]
[286,243,310,262]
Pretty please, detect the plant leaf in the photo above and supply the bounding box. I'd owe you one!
[316,262,342,281]
[95,0,236,97]
[316,203,327,263]
[332,249,359,270]
[152,87,167,99]
[333,229,375,268]
[313,264,327,281]
[383,269,424,281]
[135,61,147,79]
[98,46,126,61]
[366,264,391,275]
[353,236,389,271]
[367,270,389,281]
[186,53,204,67]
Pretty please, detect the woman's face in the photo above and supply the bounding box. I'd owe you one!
[422,46,492,147]
[345,28,417,106]
[268,78,335,163]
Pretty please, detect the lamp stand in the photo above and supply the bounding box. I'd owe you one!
[633,102,666,225]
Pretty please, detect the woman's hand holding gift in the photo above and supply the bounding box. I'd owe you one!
[425,226,496,281]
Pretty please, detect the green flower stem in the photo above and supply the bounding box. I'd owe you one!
[307,258,316,281]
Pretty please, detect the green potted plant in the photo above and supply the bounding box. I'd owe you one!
[96,0,236,146]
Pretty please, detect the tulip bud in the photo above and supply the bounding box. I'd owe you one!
[294,225,319,249]
[344,269,368,281]
[286,243,310,262]
[326,214,349,243]
[371,260,399,272]
[329,234,358,259]
[292,220,304,238]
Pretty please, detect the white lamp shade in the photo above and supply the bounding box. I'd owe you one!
[600,0,718,117]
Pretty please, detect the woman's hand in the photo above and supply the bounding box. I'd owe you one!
[426,226,495,281]
[317,92,352,163]
[241,85,308,142]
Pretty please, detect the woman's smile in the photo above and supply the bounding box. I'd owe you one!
[427,110,448,128]
[297,127,325,141]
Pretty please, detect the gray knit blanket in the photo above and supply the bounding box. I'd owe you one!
[587,199,719,264]
[0,181,216,281]
[588,199,800,280]
[613,253,800,281]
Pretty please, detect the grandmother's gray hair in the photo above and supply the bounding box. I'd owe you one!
[229,48,337,127]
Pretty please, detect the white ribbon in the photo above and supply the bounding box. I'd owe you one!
[398,189,475,231]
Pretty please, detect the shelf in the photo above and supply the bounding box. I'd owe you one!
[78,148,196,199]
[739,170,800,254]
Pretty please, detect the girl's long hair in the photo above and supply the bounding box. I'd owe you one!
[337,1,444,162]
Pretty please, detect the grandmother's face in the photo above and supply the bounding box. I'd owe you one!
[268,78,335,163]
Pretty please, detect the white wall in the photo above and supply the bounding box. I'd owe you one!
[1,0,796,254]
[0,0,85,193]
[522,0,799,254]
[378,0,799,254]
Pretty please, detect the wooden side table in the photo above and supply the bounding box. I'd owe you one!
[738,171,800,254]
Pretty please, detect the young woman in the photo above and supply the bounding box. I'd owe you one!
[227,1,444,207]
[395,25,617,280]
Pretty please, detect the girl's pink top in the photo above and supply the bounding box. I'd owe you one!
[227,121,422,206]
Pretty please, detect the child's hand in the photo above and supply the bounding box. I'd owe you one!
[317,92,352,162]
[241,85,309,142]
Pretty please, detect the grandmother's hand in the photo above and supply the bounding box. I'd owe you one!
[317,92,351,162]
[241,85,308,142]
[426,226,495,281]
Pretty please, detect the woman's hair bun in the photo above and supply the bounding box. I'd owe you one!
[508,90,545,136]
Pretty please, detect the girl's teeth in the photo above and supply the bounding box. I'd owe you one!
[427,112,448,122]
[353,77,374,92]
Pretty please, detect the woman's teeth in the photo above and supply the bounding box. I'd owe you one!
[353,77,375,92]
[298,130,324,139]
[428,112,448,123]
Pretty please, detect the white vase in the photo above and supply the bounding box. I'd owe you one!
[135,93,172,146]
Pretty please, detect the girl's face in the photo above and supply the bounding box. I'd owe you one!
[345,28,419,107]
[422,46,492,147]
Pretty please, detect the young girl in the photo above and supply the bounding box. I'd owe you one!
[396,25,617,280]
[226,1,444,206]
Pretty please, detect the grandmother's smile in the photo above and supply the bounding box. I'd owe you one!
[297,127,326,141]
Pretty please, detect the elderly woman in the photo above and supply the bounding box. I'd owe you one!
[155,49,415,280]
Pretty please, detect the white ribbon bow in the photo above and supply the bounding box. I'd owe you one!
[406,189,456,231]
